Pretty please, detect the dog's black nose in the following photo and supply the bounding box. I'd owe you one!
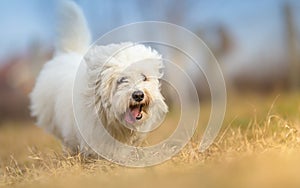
[132,90,144,102]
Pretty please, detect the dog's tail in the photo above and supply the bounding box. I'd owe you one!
[56,1,91,54]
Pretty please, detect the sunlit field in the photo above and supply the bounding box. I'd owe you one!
[1,92,300,188]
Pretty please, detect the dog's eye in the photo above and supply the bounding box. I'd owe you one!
[142,74,147,81]
[118,77,128,84]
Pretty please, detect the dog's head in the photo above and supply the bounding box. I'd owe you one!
[112,59,168,130]
[85,43,168,131]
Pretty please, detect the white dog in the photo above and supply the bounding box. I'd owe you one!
[30,2,168,156]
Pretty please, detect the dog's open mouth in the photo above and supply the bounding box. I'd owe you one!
[124,104,144,124]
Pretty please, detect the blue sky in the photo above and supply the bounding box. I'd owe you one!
[0,0,299,66]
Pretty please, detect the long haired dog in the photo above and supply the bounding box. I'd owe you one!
[30,2,168,155]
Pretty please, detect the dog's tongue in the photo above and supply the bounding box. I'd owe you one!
[125,107,140,124]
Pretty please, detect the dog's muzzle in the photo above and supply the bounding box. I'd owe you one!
[124,90,146,124]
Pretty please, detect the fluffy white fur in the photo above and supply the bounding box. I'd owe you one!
[30,1,168,155]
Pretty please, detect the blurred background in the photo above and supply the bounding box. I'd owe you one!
[0,0,300,121]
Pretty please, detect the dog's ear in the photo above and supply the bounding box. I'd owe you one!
[134,58,164,79]
[84,43,134,70]
[84,46,104,70]
[154,59,165,79]
[84,45,119,69]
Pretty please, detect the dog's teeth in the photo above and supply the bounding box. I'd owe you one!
[136,113,143,120]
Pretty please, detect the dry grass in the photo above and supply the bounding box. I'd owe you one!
[1,92,300,188]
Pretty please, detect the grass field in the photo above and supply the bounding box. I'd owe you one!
[1,92,300,188]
